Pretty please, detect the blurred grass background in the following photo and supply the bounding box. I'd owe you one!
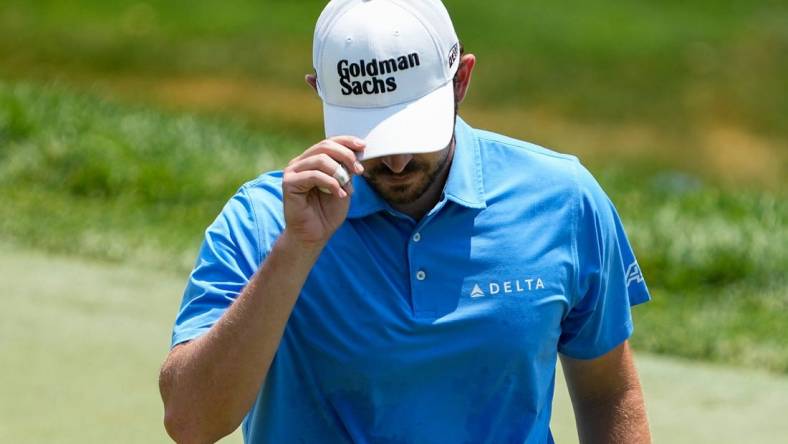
[0,0,786,442]
[2,0,786,187]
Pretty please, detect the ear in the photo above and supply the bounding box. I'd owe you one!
[453,54,476,104]
[305,73,318,93]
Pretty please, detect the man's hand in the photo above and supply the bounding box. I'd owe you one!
[283,136,366,245]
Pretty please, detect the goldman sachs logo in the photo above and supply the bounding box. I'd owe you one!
[337,52,421,96]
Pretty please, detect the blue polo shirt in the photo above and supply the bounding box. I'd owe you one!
[171,117,650,443]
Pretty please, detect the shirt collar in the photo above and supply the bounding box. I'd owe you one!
[347,116,486,219]
[444,116,487,209]
[346,171,388,219]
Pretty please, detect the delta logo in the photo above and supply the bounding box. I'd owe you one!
[336,52,421,96]
[470,278,546,299]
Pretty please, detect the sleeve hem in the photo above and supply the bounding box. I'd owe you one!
[568,160,582,313]
[558,319,634,360]
[170,328,211,350]
[241,184,265,266]
[630,290,652,307]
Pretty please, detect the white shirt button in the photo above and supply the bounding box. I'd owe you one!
[412,232,421,242]
[416,270,427,281]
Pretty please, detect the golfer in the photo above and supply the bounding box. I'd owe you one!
[160,0,652,442]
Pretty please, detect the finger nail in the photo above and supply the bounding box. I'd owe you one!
[354,161,364,174]
[355,139,366,147]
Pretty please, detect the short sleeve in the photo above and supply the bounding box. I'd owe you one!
[558,163,651,359]
[170,179,282,348]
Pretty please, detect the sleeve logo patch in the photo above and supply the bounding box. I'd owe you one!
[626,261,644,287]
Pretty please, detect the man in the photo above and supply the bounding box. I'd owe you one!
[159,0,652,443]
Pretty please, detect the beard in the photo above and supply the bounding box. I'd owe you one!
[365,104,459,205]
[364,139,453,205]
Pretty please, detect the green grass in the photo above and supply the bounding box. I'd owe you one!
[608,170,788,371]
[1,0,786,136]
[0,243,244,444]
[2,0,784,192]
[2,244,788,443]
[1,81,786,373]
[0,80,295,270]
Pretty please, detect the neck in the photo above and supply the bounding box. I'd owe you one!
[390,139,456,221]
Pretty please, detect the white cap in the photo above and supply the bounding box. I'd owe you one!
[313,0,461,160]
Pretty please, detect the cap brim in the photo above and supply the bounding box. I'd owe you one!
[323,81,455,160]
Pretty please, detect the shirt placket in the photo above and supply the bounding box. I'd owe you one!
[405,196,451,318]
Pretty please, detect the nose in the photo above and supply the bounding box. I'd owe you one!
[382,154,413,174]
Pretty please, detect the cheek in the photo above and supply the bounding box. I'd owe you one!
[360,159,379,170]
[422,154,446,176]
[360,160,382,178]
[412,153,442,171]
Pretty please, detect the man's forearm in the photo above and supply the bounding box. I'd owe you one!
[159,230,325,444]
[561,342,651,444]
[574,384,651,444]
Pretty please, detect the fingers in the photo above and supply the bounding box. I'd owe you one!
[284,136,365,197]
[290,137,366,176]
[287,157,347,197]
[284,169,348,198]
[288,153,351,186]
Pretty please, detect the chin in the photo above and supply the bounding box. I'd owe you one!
[373,178,430,205]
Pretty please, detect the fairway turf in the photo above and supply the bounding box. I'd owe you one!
[0,243,243,444]
[2,243,788,443]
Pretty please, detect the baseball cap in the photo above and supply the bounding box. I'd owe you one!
[313,0,461,160]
